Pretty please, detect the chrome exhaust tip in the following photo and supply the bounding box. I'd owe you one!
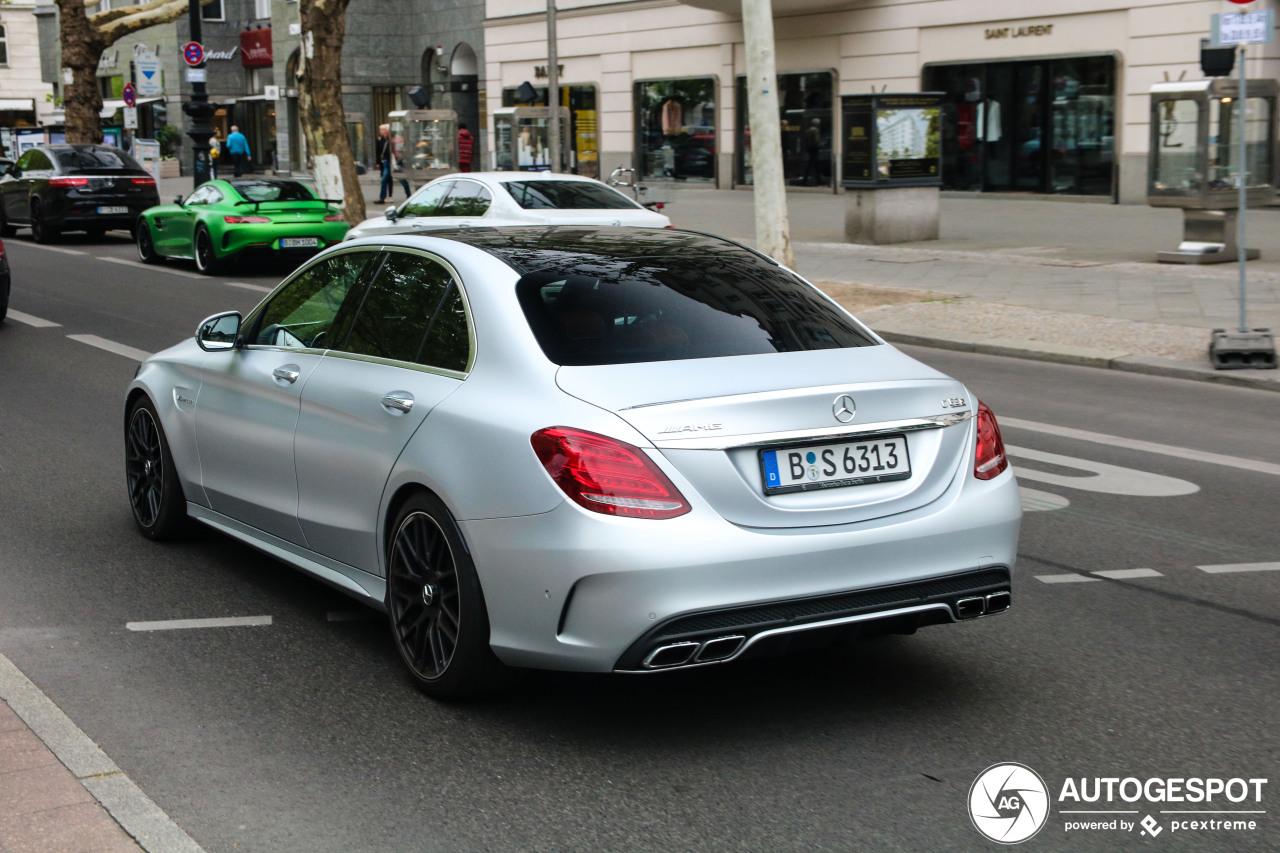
[695,635,745,663]
[955,597,986,620]
[985,591,1011,613]
[643,641,700,669]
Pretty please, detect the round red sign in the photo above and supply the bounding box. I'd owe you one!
[182,41,204,67]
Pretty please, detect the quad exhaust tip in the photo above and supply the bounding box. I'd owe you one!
[956,591,1012,620]
[643,635,746,669]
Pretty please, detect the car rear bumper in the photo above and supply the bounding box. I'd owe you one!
[461,468,1022,673]
[220,224,350,258]
[46,200,155,230]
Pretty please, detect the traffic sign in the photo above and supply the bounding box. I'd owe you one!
[182,41,205,67]
[123,107,138,131]
[1212,9,1275,45]
[122,82,136,108]
[135,52,162,97]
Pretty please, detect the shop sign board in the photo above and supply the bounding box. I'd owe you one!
[1212,10,1275,46]
[841,93,944,188]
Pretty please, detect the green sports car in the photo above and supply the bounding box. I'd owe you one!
[136,178,349,275]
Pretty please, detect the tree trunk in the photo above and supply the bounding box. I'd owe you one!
[297,0,365,226]
[56,0,105,144]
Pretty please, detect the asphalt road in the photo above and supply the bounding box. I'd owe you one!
[1,231,1277,852]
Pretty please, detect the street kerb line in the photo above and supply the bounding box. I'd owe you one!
[5,309,61,328]
[1001,417,1280,477]
[126,615,272,632]
[99,255,205,279]
[66,334,152,362]
[1198,562,1280,574]
[0,651,206,853]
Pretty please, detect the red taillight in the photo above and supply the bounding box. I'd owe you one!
[531,427,691,520]
[132,176,156,186]
[974,401,1009,480]
[49,177,89,187]
[223,215,271,224]
[323,212,345,222]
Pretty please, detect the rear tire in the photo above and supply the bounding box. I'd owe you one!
[30,200,58,244]
[125,397,187,540]
[193,225,221,275]
[385,492,513,700]
[136,221,161,264]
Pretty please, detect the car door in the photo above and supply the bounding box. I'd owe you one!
[153,184,215,255]
[293,248,472,574]
[6,149,50,223]
[194,248,380,545]
[388,180,458,235]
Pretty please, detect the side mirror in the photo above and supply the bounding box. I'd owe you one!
[386,205,399,222]
[196,311,242,352]
[174,194,184,206]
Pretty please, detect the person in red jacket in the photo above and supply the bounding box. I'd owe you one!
[458,123,474,172]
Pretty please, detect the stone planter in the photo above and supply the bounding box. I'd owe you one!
[158,158,181,179]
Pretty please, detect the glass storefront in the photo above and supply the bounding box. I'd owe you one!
[502,85,598,177]
[924,55,1116,196]
[736,71,834,188]
[634,78,716,183]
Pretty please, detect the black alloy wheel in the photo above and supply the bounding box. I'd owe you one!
[386,493,511,700]
[124,398,187,539]
[193,226,220,275]
[136,221,160,264]
[30,200,58,244]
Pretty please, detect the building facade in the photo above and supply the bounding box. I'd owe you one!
[0,1,57,154]
[483,0,1280,202]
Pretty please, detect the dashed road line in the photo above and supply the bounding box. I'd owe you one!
[1199,562,1280,574]
[99,255,205,279]
[66,334,151,362]
[1036,574,1101,584]
[5,309,61,328]
[126,616,273,632]
[1093,568,1163,580]
[226,281,273,293]
[1002,417,1280,478]
[15,243,87,256]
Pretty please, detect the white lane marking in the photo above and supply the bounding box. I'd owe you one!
[66,334,151,362]
[1198,562,1280,574]
[1037,574,1102,584]
[226,281,273,293]
[1019,487,1070,512]
[126,615,272,632]
[327,610,370,622]
[16,243,87,256]
[1008,446,1199,497]
[99,255,205,279]
[1002,417,1280,478]
[1093,568,1163,580]
[0,652,207,853]
[6,309,61,328]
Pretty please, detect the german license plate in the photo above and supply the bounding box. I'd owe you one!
[280,237,319,249]
[760,435,911,495]
[97,206,127,215]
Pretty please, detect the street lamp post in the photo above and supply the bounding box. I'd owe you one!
[182,0,214,188]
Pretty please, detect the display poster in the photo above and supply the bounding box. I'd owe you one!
[842,99,873,182]
[842,93,943,187]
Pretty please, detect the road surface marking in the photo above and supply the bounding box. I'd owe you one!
[1198,562,1280,574]
[17,243,87,256]
[1019,487,1069,512]
[1008,446,1199,497]
[126,616,272,632]
[1001,417,1280,477]
[99,255,205,279]
[1036,574,1102,584]
[66,334,151,362]
[5,309,61,328]
[1093,568,1163,580]
[226,281,273,293]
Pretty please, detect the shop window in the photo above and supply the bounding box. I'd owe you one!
[202,0,224,21]
[501,84,599,178]
[736,71,833,188]
[634,78,716,183]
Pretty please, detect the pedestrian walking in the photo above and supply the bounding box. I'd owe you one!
[209,130,221,179]
[458,122,474,173]
[226,125,251,177]
[803,118,823,186]
[376,124,394,203]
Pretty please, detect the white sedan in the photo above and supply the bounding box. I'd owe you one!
[345,172,671,240]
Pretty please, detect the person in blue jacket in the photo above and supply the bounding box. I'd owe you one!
[226,126,251,177]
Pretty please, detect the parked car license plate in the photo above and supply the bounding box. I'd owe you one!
[760,435,911,495]
[279,237,319,249]
[97,205,128,215]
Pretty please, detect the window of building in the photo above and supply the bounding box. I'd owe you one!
[202,0,225,22]
[254,0,272,19]
[736,71,834,188]
[634,78,716,184]
[0,25,8,67]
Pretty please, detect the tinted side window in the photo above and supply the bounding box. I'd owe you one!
[503,180,638,210]
[186,186,216,205]
[251,252,375,349]
[341,252,467,370]
[438,181,492,217]
[400,181,452,218]
[419,283,469,372]
[15,151,35,171]
[25,150,53,171]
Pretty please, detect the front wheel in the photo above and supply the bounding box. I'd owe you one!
[386,493,512,700]
[125,397,187,540]
[193,226,221,275]
[136,221,161,264]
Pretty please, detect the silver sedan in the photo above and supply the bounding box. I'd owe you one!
[124,227,1021,699]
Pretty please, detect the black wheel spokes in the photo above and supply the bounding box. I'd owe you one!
[390,513,460,680]
[125,411,163,527]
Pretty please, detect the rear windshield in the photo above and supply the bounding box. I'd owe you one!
[516,257,877,366]
[503,181,639,211]
[231,180,317,202]
[54,148,146,174]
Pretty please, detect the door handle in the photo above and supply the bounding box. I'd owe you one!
[273,366,300,384]
[381,392,414,413]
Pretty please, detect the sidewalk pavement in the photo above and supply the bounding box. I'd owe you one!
[155,172,1280,391]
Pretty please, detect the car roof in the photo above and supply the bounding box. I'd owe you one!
[433,171,613,184]
[404,226,776,275]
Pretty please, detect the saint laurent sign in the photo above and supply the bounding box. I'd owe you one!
[985,22,1055,40]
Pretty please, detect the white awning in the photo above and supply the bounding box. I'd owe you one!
[226,94,275,102]
[99,97,164,117]
[0,98,35,112]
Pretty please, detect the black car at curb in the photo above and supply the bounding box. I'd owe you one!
[0,144,160,243]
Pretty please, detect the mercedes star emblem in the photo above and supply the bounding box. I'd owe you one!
[832,394,856,423]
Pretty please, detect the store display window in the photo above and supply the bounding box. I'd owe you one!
[634,78,716,183]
